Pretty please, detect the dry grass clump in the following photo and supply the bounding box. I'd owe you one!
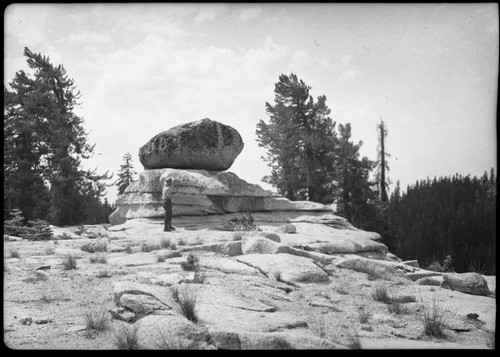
[141,241,161,252]
[84,308,109,331]
[9,248,21,258]
[419,294,450,338]
[170,285,199,323]
[358,305,371,323]
[112,324,141,350]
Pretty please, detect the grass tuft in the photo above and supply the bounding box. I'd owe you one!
[112,324,141,350]
[170,285,199,323]
[84,308,109,331]
[420,294,450,338]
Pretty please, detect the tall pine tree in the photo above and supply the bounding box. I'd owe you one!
[4,47,110,226]
[256,73,338,203]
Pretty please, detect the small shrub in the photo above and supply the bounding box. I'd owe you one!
[44,246,55,255]
[154,329,198,349]
[9,248,20,258]
[4,208,28,236]
[219,212,260,232]
[177,237,187,246]
[388,301,406,315]
[232,232,243,241]
[81,241,107,253]
[57,233,73,240]
[20,219,53,241]
[74,226,87,236]
[358,305,371,323]
[420,294,450,338]
[89,254,107,264]
[157,255,166,263]
[112,324,141,350]
[124,245,132,254]
[425,255,454,273]
[192,269,207,284]
[96,268,111,278]
[180,253,199,271]
[62,254,77,270]
[169,241,177,250]
[84,308,109,331]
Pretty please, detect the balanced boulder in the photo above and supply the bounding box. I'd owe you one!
[139,118,244,171]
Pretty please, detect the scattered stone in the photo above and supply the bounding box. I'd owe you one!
[405,271,442,281]
[34,265,51,271]
[20,317,32,325]
[34,318,53,325]
[442,273,490,296]
[66,325,87,333]
[178,241,242,256]
[119,293,169,315]
[415,276,443,286]
[112,281,173,308]
[237,253,330,283]
[402,260,420,268]
[276,224,297,234]
[108,308,135,323]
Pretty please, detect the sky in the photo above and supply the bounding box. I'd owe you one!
[4,3,498,204]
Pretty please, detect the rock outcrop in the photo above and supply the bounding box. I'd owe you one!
[139,118,244,171]
[109,168,335,225]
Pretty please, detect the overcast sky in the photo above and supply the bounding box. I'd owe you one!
[4,3,498,203]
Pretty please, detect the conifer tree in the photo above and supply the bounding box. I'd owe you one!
[375,117,391,202]
[4,47,110,226]
[256,73,338,203]
[115,153,137,195]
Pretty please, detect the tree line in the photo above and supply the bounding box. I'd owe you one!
[386,171,496,274]
[257,73,496,274]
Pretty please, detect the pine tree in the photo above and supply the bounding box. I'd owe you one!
[334,123,378,228]
[115,153,137,195]
[4,47,108,226]
[256,73,338,203]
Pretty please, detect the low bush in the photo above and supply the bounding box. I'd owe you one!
[62,254,77,270]
[140,241,161,252]
[81,241,107,253]
[9,248,20,259]
[219,212,261,232]
[180,253,199,271]
[358,305,371,323]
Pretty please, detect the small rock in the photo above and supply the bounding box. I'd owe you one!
[108,308,136,322]
[20,317,32,325]
[34,318,53,325]
[442,272,490,296]
[66,325,87,333]
[402,260,420,268]
[276,224,297,234]
[34,265,51,271]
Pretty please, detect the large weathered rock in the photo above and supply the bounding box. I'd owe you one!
[442,272,491,296]
[139,118,244,171]
[109,168,333,223]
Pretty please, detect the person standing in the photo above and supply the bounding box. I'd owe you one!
[162,177,176,232]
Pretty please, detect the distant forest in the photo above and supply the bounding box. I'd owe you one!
[383,170,496,274]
